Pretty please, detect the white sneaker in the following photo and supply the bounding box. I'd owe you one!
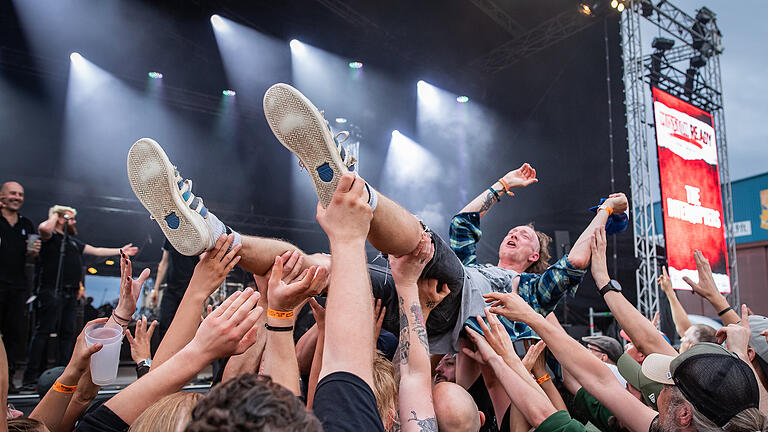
[263,83,356,208]
[127,138,224,256]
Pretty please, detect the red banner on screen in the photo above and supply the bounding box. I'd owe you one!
[653,87,730,293]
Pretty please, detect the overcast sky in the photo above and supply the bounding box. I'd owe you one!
[644,0,768,181]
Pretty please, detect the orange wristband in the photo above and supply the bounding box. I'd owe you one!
[497,178,514,196]
[599,204,614,215]
[536,373,551,385]
[53,380,77,394]
[267,309,294,319]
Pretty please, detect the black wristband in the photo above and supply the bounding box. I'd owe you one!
[717,306,733,317]
[488,187,500,201]
[265,323,294,332]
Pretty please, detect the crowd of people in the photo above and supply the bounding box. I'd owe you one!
[2,83,767,431]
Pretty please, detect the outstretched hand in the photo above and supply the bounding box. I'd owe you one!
[604,192,629,214]
[121,243,139,257]
[189,288,263,360]
[522,340,547,374]
[715,304,751,357]
[389,232,434,286]
[190,234,241,297]
[116,251,151,319]
[126,316,157,363]
[501,163,538,193]
[253,249,309,297]
[316,173,372,243]
[418,278,450,316]
[478,309,517,364]
[483,291,538,324]
[682,250,720,300]
[589,226,609,286]
[267,255,329,312]
[462,327,502,365]
[658,267,673,294]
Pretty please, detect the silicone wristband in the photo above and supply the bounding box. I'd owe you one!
[53,380,77,394]
[267,309,294,319]
[536,373,552,385]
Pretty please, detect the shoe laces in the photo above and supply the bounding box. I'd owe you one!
[297,110,357,171]
[172,168,208,218]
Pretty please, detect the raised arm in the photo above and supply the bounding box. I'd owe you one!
[484,291,658,432]
[83,243,138,257]
[150,249,170,306]
[683,250,741,326]
[658,267,691,338]
[389,234,438,431]
[459,163,538,217]
[306,298,326,409]
[38,212,59,241]
[101,288,262,425]
[315,173,376,386]
[262,256,328,395]
[567,193,628,269]
[151,234,241,370]
[590,227,677,357]
[30,318,105,432]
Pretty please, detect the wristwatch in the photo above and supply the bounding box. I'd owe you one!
[599,280,622,297]
[136,358,152,369]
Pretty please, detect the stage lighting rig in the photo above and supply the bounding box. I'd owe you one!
[578,1,599,16]
[651,37,675,52]
[640,0,654,17]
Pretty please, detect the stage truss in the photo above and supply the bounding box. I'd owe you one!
[621,0,738,318]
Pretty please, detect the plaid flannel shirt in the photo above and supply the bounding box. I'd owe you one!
[450,212,585,340]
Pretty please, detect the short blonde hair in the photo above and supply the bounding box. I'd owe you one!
[129,392,202,432]
[48,205,77,218]
[373,352,398,428]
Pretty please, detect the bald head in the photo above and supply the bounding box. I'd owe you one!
[0,181,24,212]
[432,382,482,432]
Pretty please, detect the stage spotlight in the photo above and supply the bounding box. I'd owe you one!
[87,267,98,274]
[222,89,236,96]
[640,0,654,17]
[348,61,363,69]
[578,1,597,16]
[290,39,305,54]
[456,96,469,103]
[70,52,83,63]
[392,130,400,136]
[105,259,114,265]
[335,117,348,124]
[652,37,675,51]
[690,55,707,69]
[610,0,618,8]
[211,14,224,28]
[148,71,163,79]
[617,2,625,12]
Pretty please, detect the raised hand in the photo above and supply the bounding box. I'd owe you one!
[658,267,673,294]
[389,232,434,286]
[121,243,139,257]
[188,288,263,359]
[189,234,241,297]
[589,226,609,287]
[309,297,326,332]
[461,327,502,366]
[68,318,107,375]
[267,255,329,312]
[604,192,629,214]
[116,251,151,320]
[373,298,386,340]
[682,250,720,300]
[715,304,751,357]
[483,291,538,323]
[417,278,449,317]
[125,316,157,363]
[522,340,547,373]
[479,309,517,365]
[315,173,373,244]
[501,163,538,192]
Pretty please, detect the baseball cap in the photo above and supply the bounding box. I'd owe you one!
[617,352,663,410]
[748,315,768,363]
[642,343,759,427]
[582,335,623,364]
[38,366,66,396]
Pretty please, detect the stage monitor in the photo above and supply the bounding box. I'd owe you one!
[652,87,730,293]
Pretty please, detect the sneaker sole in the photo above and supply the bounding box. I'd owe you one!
[126,138,212,256]
[263,83,348,208]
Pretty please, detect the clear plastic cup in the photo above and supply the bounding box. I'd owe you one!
[84,322,124,385]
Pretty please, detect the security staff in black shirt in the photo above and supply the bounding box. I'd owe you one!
[0,181,39,391]
[22,205,139,386]
[149,239,199,337]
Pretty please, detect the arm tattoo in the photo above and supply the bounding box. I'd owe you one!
[425,301,436,309]
[409,304,429,352]
[397,297,411,365]
[408,411,438,432]
[478,190,497,213]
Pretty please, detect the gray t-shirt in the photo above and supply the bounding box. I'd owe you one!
[429,265,519,354]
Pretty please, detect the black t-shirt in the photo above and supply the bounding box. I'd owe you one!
[0,213,35,284]
[75,404,128,432]
[313,371,386,432]
[38,232,86,290]
[468,376,501,432]
[163,239,198,293]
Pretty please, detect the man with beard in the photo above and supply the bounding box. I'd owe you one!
[22,205,138,388]
[0,181,40,391]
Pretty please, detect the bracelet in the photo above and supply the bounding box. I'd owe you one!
[599,204,614,215]
[488,187,500,202]
[718,306,733,317]
[265,323,294,332]
[111,311,131,325]
[536,373,552,385]
[267,309,294,319]
[53,380,77,394]
[497,178,514,196]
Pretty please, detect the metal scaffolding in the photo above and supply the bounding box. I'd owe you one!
[621,0,738,318]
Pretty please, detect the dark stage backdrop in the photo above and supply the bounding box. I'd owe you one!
[0,0,631,331]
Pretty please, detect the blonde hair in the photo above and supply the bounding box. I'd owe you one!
[48,204,77,218]
[129,392,202,432]
[373,352,398,428]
